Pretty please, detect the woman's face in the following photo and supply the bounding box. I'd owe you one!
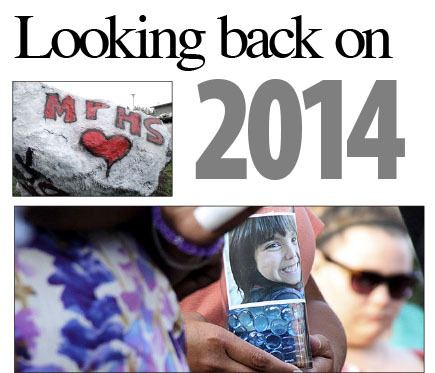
[254,230,301,285]
[313,226,413,347]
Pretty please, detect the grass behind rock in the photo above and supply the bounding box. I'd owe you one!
[152,161,173,197]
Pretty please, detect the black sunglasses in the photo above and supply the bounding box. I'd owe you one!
[323,253,419,300]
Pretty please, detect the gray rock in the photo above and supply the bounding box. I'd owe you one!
[13,82,172,196]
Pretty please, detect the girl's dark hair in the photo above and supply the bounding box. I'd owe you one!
[229,215,296,302]
[316,206,407,249]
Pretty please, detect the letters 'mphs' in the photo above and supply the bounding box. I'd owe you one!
[44,93,164,145]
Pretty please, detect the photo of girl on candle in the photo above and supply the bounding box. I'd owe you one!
[228,213,304,305]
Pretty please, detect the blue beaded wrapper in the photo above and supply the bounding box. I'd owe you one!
[228,302,312,368]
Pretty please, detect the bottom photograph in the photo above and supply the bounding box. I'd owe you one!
[14,206,424,372]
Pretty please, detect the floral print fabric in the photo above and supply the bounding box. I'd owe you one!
[15,224,189,372]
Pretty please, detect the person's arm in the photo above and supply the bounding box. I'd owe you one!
[305,275,347,372]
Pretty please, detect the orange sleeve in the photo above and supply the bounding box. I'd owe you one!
[180,269,228,327]
[305,207,324,238]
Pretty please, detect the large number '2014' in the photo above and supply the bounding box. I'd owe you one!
[196,79,404,179]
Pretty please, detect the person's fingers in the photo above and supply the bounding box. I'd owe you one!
[186,320,301,373]
[214,356,256,372]
[162,206,260,245]
[310,334,333,359]
[185,321,255,372]
[161,207,213,245]
[307,356,334,373]
[305,334,334,373]
[190,349,257,372]
[214,206,261,236]
[224,332,298,372]
[193,207,248,231]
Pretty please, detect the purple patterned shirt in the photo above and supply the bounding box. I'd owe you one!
[15,218,189,372]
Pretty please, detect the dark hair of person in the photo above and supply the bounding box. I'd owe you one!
[229,214,299,302]
[316,206,408,250]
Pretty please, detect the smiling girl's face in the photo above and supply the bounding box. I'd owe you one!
[254,230,301,285]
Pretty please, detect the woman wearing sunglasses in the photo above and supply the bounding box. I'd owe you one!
[312,207,423,372]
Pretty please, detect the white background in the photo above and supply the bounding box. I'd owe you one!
[1,0,432,371]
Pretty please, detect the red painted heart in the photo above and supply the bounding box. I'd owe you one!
[80,129,132,177]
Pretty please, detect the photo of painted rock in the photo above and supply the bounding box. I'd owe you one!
[13,81,172,196]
